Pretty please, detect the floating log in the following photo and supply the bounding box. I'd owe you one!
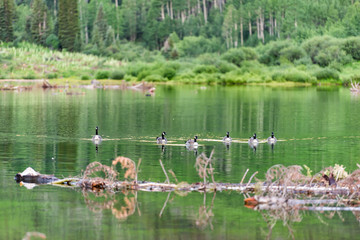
[15,167,59,184]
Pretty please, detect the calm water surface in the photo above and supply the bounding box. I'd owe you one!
[1,85,360,239]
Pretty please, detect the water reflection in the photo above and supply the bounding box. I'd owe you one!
[82,190,138,221]
[196,192,216,230]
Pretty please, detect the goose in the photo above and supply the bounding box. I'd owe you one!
[186,136,198,147]
[248,133,258,147]
[223,131,232,143]
[92,126,102,145]
[156,132,167,144]
[267,132,277,145]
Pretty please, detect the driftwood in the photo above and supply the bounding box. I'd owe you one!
[14,157,360,198]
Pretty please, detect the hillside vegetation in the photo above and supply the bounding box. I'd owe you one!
[1,0,360,85]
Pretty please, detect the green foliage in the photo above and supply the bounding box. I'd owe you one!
[342,37,360,60]
[110,70,125,80]
[81,75,90,80]
[176,36,223,57]
[58,0,79,51]
[312,68,340,80]
[272,69,314,83]
[46,73,58,79]
[258,40,292,65]
[95,70,110,79]
[302,36,352,67]
[0,0,15,42]
[279,46,306,63]
[193,65,219,74]
[30,0,51,45]
[221,48,258,67]
[46,34,59,49]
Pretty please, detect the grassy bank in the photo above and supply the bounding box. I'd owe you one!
[1,40,360,86]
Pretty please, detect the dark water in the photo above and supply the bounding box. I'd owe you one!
[1,86,360,239]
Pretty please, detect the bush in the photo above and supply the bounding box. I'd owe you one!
[312,68,340,80]
[193,65,219,74]
[46,73,58,79]
[342,37,360,60]
[279,46,306,63]
[221,71,247,85]
[301,36,350,66]
[272,69,313,83]
[258,40,292,65]
[46,34,60,50]
[162,67,176,80]
[81,75,90,80]
[144,74,165,82]
[221,48,258,67]
[95,71,110,79]
[177,36,223,57]
[110,70,125,80]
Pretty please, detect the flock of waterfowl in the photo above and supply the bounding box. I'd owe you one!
[92,127,277,151]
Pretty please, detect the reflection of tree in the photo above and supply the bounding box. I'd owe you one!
[258,207,302,240]
[195,192,216,230]
[82,190,137,220]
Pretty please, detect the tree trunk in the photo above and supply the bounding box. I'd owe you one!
[161,5,165,20]
[256,17,259,39]
[54,0,57,16]
[248,11,252,36]
[203,0,207,23]
[170,0,173,19]
[234,23,238,47]
[198,0,201,14]
[240,17,243,46]
[269,13,273,36]
[188,0,191,16]
[166,2,170,17]
[115,0,118,8]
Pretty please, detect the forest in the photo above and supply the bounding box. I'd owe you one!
[1,0,360,84]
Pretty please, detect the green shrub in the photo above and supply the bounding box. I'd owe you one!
[81,75,90,80]
[110,70,125,80]
[279,46,306,63]
[46,73,58,79]
[162,67,176,80]
[46,34,60,50]
[312,68,339,80]
[221,71,247,85]
[193,65,219,74]
[144,74,165,82]
[137,69,152,81]
[23,73,37,79]
[342,37,360,60]
[272,69,313,83]
[258,40,292,65]
[95,71,110,79]
[221,48,257,67]
[177,36,223,57]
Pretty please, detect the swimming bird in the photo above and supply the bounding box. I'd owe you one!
[267,132,277,145]
[92,126,102,145]
[156,132,167,144]
[186,136,198,147]
[223,131,232,143]
[248,133,259,148]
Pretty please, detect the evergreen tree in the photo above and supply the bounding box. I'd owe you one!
[0,0,15,42]
[30,0,50,45]
[92,3,107,43]
[58,0,79,51]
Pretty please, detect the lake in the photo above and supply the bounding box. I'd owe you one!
[1,85,360,239]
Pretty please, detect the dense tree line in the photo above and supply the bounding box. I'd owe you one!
[0,0,360,58]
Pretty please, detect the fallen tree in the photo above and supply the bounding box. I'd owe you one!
[14,153,360,198]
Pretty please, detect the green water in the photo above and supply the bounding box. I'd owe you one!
[1,86,360,239]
